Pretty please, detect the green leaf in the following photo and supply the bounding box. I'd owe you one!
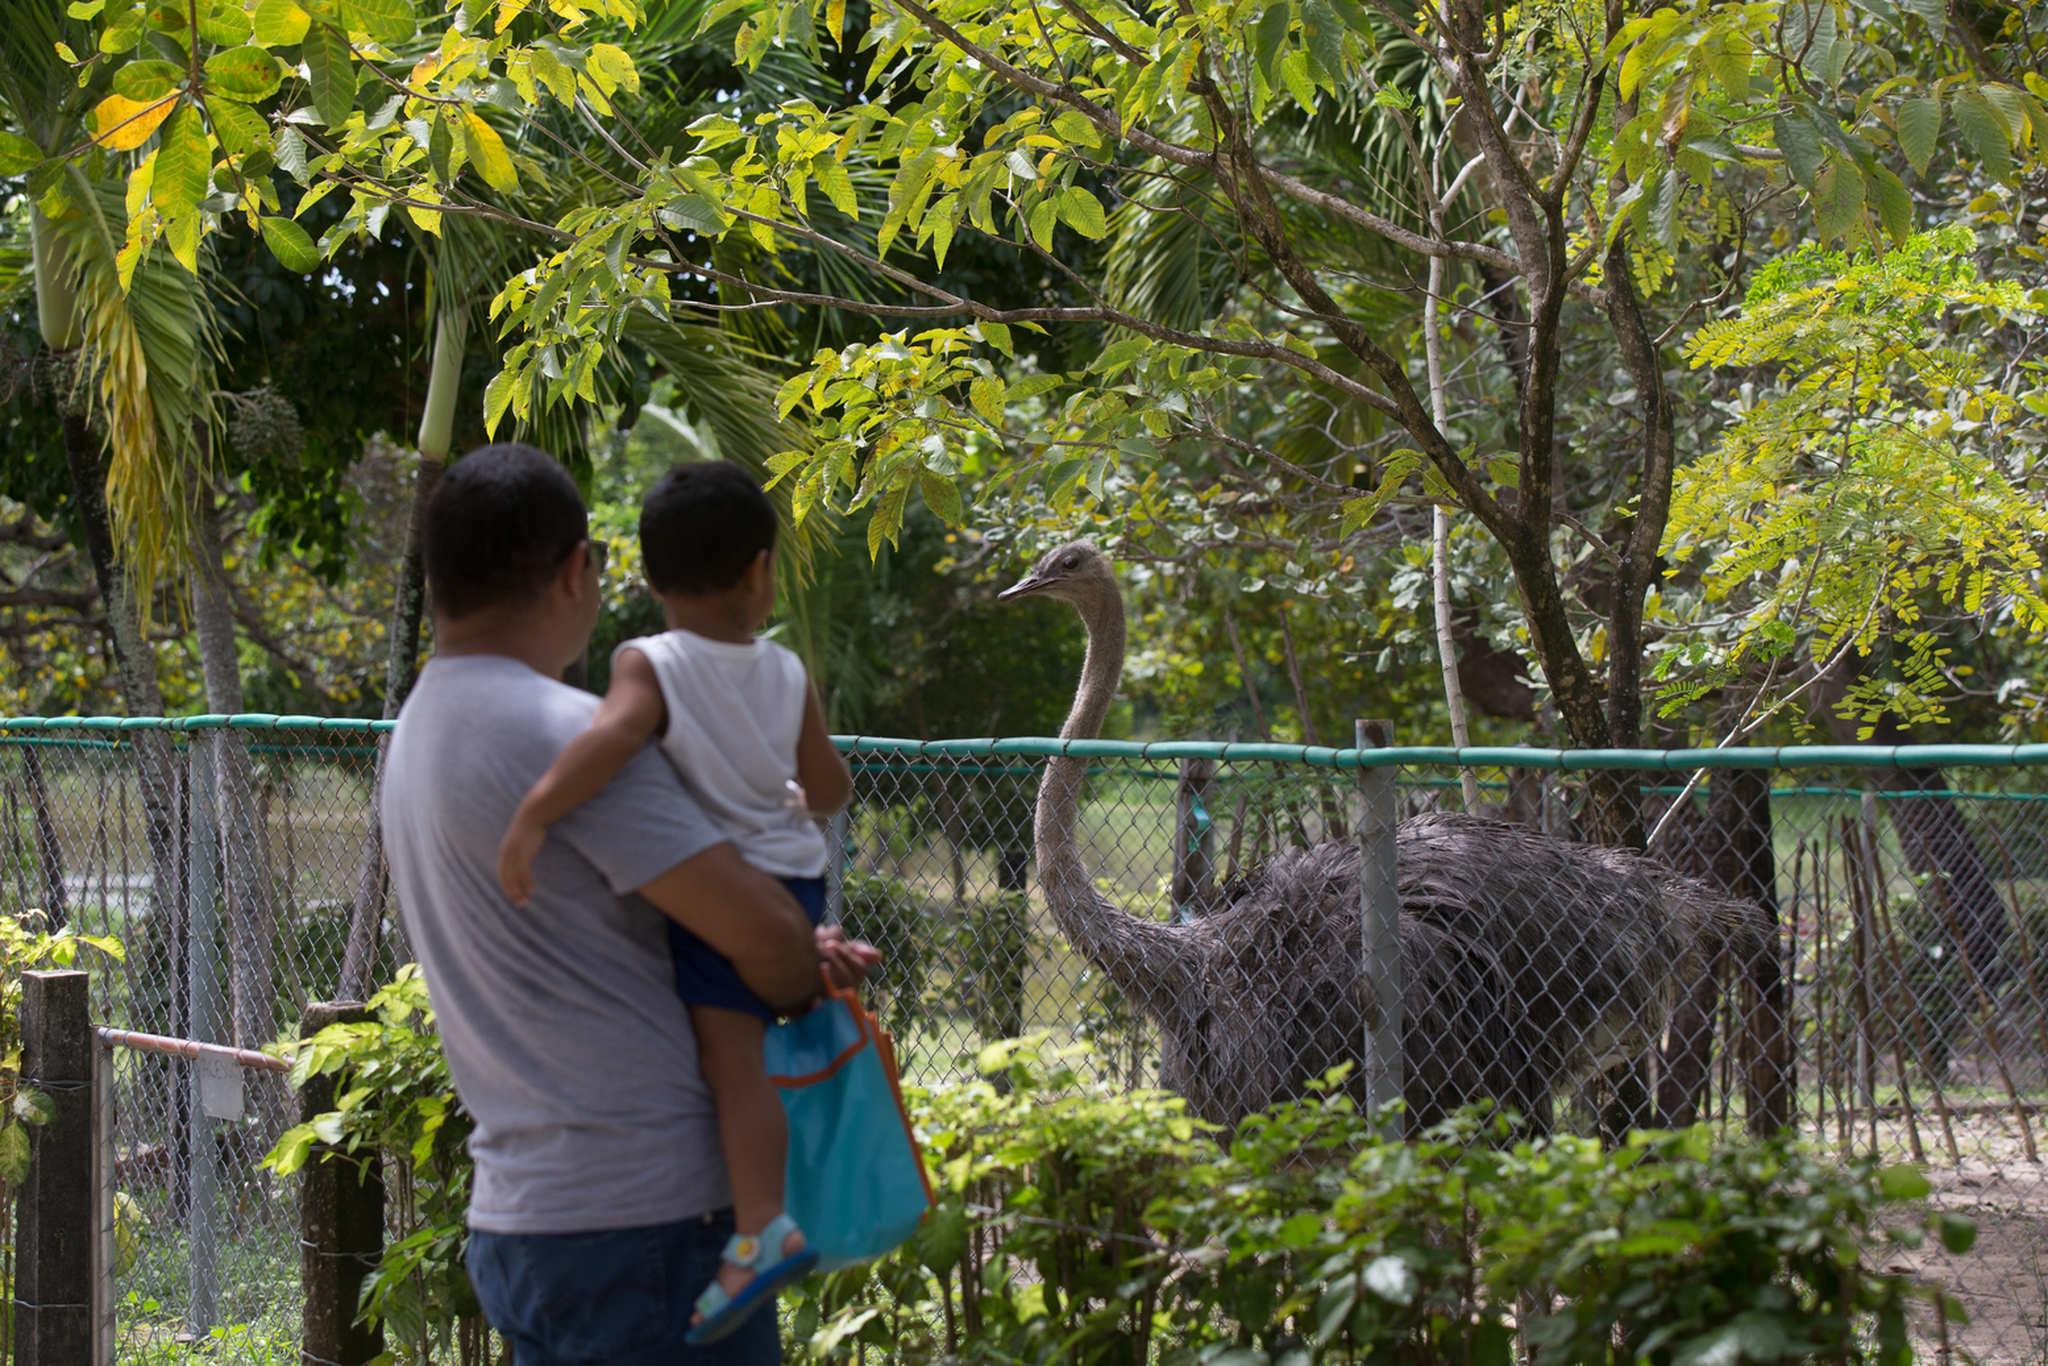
[1937,1213,1977,1254]
[0,1123,28,1183]
[207,96,270,158]
[1952,88,2012,181]
[12,1089,56,1126]
[1812,157,1864,242]
[968,374,1005,424]
[274,124,308,180]
[816,159,858,217]
[462,112,519,191]
[918,469,963,524]
[260,215,321,271]
[67,0,106,16]
[1253,3,1290,84]
[343,0,415,43]
[979,321,1013,356]
[1299,0,1343,83]
[1057,185,1107,239]
[1052,109,1100,148]
[1093,336,1148,376]
[153,103,212,220]
[1278,48,1317,109]
[303,22,356,127]
[1027,197,1057,251]
[1896,96,1941,177]
[252,0,312,44]
[0,131,41,175]
[1867,164,1912,242]
[205,46,285,101]
[1877,1164,1932,1201]
[114,59,185,101]
[1774,111,1825,189]
[484,366,519,435]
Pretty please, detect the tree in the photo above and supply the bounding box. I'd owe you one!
[469,0,2038,839]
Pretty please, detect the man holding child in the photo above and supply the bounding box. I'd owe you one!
[380,442,876,1363]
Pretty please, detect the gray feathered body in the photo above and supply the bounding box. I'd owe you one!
[1153,812,1769,1128]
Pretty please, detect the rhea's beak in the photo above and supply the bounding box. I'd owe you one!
[998,573,1051,601]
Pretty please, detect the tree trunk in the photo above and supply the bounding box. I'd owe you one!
[61,408,188,1205]
[1814,659,2011,990]
[339,307,463,996]
[1712,768,1791,1135]
[22,747,69,927]
[189,499,279,1053]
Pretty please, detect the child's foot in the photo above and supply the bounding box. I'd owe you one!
[686,1213,818,1345]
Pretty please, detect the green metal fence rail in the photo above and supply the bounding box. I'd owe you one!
[8,712,2048,771]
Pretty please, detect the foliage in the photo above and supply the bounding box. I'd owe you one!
[794,1039,1968,1364]
[264,965,487,1364]
[0,911,121,1186]
[1660,225,2048,734]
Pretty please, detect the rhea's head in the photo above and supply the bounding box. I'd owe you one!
[997,540,1116,608]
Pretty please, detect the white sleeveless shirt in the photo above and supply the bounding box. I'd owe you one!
[620,629,829,878]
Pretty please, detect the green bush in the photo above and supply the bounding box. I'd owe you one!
[792,1039,1968,1365]
[270,977,1969,1366]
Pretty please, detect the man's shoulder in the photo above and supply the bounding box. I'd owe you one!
[388,658,597,789]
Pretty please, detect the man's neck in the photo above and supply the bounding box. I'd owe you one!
[434,610,568,677]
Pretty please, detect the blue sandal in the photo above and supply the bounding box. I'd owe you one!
[685,1213,820,1345]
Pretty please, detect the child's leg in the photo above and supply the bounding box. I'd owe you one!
[691,1005,803,1298]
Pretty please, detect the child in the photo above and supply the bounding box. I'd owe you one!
[495,460,853,1344]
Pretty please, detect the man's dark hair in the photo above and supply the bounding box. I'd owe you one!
[425,443,587,619]
[640,461,778,594]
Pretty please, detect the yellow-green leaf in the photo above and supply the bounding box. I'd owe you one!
[462,113,518,191]
[1027,197,1056,251]
[206,97,269,157]
[918,469,963,524]
[260,215,321,271]
[484,366,520,435]
[1897,96,1941,178]
[968,375,1004,425]
[1057,185,1106,239]
[205,46,285,102]
[303,22,355,126]
[252,0,311,44]
[88,92,178,151]
[0,131,40,175]
[113,59,184,101]
[342,0,415,44]
[152,103,211,218]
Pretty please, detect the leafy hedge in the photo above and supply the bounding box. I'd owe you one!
[267,982,1971,1365]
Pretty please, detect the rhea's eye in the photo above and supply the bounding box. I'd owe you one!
[1062,553,1079,568]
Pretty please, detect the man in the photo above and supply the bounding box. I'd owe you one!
[381,442,873,1364]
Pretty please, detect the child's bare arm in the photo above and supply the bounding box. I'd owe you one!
[497,649,668,903]
[793,679,851,816]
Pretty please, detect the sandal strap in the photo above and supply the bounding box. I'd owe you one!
[756,1212,802,1260]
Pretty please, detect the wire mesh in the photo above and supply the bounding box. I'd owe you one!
[2,719,2046,1361]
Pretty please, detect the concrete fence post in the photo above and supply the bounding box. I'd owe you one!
[298,1000,384,1366]
[14,970,95,1366]
[1354,721,1405,1134]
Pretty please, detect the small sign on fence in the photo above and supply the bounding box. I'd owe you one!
[197,1052,245,1122]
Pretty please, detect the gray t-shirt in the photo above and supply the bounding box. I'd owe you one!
[382,654,728,1233]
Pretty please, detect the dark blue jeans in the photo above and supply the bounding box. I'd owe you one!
[468,1208,782,1364]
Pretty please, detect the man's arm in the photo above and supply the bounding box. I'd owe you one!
[635,845,819,1015]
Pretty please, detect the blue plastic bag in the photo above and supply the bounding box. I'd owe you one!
[765,981,932,1272]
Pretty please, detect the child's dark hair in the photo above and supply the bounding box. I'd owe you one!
[639,461,778,594]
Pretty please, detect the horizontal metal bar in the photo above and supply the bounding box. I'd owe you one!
[6,714,2048,772]
[94,1027,291,1074]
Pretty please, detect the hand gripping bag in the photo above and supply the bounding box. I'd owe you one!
[764,979,933,1271]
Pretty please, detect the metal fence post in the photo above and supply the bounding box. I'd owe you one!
[298,1001,385,1366]
[14,971,96,1366]
[186,730,222,1335]
[1355,721,1404,1133]
[824,806,849,926]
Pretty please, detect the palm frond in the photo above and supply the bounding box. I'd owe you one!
[45,166,219,607]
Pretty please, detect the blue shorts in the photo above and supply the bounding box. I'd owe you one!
[668,875,826,1020]
[469,1210,780,1365]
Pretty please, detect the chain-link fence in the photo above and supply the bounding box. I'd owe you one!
[5,717,2048,1361]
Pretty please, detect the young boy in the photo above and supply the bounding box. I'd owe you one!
[496,460,853,1345]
